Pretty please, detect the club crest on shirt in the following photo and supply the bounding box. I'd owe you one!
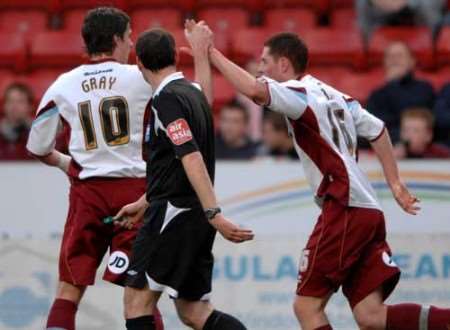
[167,119,193,145]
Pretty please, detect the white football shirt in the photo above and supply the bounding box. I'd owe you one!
[27,59,152,179]
[261,74,385,210]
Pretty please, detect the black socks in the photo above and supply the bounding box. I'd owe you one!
[126,315,155,330]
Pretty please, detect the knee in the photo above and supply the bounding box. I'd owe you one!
[124,287,152,319]
[353,306,385,330]
[178,310,204,329]
[293,297,322,322]
[56,282,86,304]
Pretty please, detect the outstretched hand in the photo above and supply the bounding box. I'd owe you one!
[210,214,254,243]
[391,181,421,215]
[181,19,214,57]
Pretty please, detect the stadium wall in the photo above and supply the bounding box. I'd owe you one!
[0,161,449,330]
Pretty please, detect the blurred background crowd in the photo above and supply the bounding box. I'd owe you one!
[0,0,450,161]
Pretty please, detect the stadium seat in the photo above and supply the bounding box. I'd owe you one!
[331,8,357,29]
[59,0,127,11]
[263,0,313,9]
[334,68,385,104]
[213,74,236,110]
[0,0,58,11]
[265,8,315,32]
[24,69,62,100]
[303,28,366,69]
[0,10,48,34]
[417,67,450,92]
[0,34,27,72]
[0,70,16,112]
[131,9,182,33]
[63,9,87,31]
[197,8,249,35]
[232,28,271,63]
[368,27,434,69]
[436,27,450,66]
[127,0,194,11]
[195,0,261,11]
[30,31,85,69]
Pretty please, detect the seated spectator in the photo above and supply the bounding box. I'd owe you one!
[259,112,298,160]
[367,41,435,144]
[215,100,260,160]
[357,0,444,38]
[0,83,34,160]
[394,107,450,159]
[433,83,450,146]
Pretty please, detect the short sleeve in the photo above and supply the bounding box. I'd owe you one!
[154,92,199,158]
[26,85,61,156]
[346,98,385,141]
[257,77,308,120]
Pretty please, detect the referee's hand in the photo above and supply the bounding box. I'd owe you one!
[210,214,254,243]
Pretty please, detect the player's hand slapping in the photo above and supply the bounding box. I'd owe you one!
[391,181,421,215]
[113,195,148,230]
[181,19,214,57]
[210,214,254,243]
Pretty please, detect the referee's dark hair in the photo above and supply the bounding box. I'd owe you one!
[82,7,130,56]
[264,32,309,74]
[136,28,177,72]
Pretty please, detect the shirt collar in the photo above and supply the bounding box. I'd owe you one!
[85,57,118,64]
[153,71,184,97]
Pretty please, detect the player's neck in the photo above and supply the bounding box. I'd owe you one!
[147,66,177,91]
[89,53,121,63]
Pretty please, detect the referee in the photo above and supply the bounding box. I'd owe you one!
[115,27,253,330]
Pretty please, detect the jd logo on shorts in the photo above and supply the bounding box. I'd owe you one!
[108,251,129,274]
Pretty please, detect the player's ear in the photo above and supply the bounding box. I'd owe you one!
[279,56,290,74]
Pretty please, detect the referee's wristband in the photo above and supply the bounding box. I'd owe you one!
[204,207,221,220]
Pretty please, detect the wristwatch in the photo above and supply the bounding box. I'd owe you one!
[204,207,222,220]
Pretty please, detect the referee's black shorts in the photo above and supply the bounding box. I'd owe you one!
[125,199,216,301]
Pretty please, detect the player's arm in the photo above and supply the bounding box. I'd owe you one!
[184,20,213,106]
[208,48,307,119]
[26,91,72,173]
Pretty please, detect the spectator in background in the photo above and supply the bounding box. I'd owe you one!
[0,83,34,160]
[215,100,260,160]
[394,107,450,159]
[433,83,450,146]
[367,41,435,144]
[259,112,298,160]
[357,0,444,38]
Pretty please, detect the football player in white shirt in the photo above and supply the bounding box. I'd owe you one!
[26,8,164,330]
[186,24,450,330]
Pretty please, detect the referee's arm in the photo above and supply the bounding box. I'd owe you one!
[181,151,254,243]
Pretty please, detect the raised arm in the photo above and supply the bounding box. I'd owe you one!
[184,20,213,106]
[370,129,420,215]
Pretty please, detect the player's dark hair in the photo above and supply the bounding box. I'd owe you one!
[221,99,249,123]
[82,7,130,56]
[136,28,176,72]
[264,32,309,74]
[4,82,34,105]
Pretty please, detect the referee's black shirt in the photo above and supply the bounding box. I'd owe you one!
[144,72,215,207]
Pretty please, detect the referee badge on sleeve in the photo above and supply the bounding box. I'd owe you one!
[167,119,193,145]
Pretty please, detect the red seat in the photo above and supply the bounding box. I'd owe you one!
[331,8,357,29]
[59,0,127,11]
[303,28,366,69]
[24,69,63,100]
[63,9,87,32]
[263,0,313,8]
[0,0,58,11]
[368,27,434,69]
[213,74,236,110]
[195,0,261,11]
[128,0,194,11]
[436,27,450,66]
[232,28,272,63]
[132,9,181,33]
[265,8,315,32]
[0,34,27,72]
[0,70,17,111]
[0,10,47,34]
[334,68,385,104]
[197,8,249,35]
[30,31,85,69]
[417,67,450,92]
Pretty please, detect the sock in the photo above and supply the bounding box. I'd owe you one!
[203,310,247,330]
[153,307,164,330]
[126,315,155,330]
[428,306,450,330]
[314,325,333,330]
[46,298,78,330]
[387,303,427,330]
